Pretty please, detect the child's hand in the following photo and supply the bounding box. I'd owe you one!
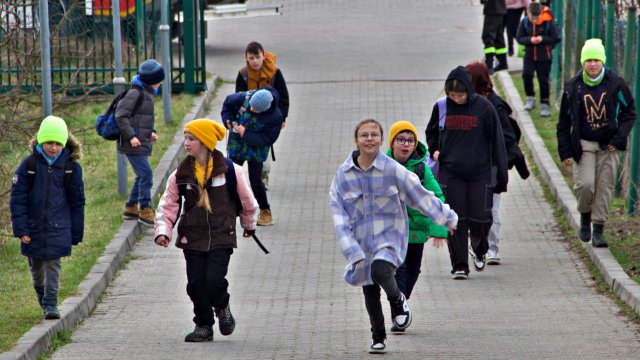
[429,237,447,248]
[234,124,246,137]
[155,235,169,248]
[243,229,255,238]
[433,151,440,161]
[151,133,159,142]
[130,137,141,147]
[20,235,31,244]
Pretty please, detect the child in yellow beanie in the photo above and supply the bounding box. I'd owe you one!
[10,115,85,320]
[154,118,258,342]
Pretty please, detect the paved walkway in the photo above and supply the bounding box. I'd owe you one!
[50,1,640,358]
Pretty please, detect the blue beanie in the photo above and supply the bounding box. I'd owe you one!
[249,89,273,112]
[138,59,165,85]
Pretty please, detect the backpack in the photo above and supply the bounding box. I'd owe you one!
[522,7,561,48]
[95,88,144,140]
[26,154,74,191]
[425,97,447,178]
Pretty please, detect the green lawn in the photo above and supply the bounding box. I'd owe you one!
[0,93,195,352]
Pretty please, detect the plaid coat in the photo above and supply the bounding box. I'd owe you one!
[329,150,458,286]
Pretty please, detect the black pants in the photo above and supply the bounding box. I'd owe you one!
[231,158,270,210]
[183,248,233,327]
[440,169,493,274]
[362,260,401,340]
[482,14,506,51]
[394,243,424,300]
[523,59,552,104]
[504,8,525,53]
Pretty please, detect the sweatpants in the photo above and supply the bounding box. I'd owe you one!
[522,58,552,104]
[29,257,61,309]
[183,248,233,327]
[440,169,493,274]
[574,140,619,224]
[482,14,507,53]
[394,243,425,300]
[231,158,270,210]
[488,193,501,255]
[362,260,402,340]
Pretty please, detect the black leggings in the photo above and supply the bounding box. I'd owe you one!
[362,260,401,339]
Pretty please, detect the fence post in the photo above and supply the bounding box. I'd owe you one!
[183,0,196,94]
[574,0,586,73]
[136,0,146,56]
[38,0,52,116]
[592,0,601,38]
[604,0,615,71]
[563,0,575,84]
[586,0,593,38]
[113,0,129,197]
[552,0,564,101]
[627,13,640,215]
[160,0,172,123]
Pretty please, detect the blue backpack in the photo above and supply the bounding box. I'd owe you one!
[96,88,143,140]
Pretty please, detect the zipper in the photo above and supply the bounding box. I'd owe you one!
[42,165,53,253]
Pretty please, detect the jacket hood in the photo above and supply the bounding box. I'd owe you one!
[386,141,427,166]
[29,133,83,161]
[537,6,553,24]
[244,51,278,86]
[446,65,478,103]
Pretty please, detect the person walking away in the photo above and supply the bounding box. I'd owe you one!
[466,61,518,265]
[330,119,458,353]
[386,121,449,333]
[556,39,636,247]
[504,0,530,56]
[426,66,508,279]
[118,59,164,226]
[235,41,290,191]
[221,87,283,226]
[481,0,508,73]
[154,119,258,342]
[10,115,85,320]
[516,1,560,117]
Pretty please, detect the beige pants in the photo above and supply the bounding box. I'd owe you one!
[573,140,619,224]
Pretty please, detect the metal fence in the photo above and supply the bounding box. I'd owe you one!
[0,0,206,94]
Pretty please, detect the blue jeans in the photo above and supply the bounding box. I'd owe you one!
[395,243,425,300]
[126,154,153,209]
[29,257,61,308]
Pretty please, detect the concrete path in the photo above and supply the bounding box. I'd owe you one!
[50,1,640,358]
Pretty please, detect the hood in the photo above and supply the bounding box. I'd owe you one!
[386,141,427,166]
[244,51,278,86]
[446,65,478,103]
[29,133,83,161]
[537,6,553,25]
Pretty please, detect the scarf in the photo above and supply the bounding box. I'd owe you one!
[582,68,605,87]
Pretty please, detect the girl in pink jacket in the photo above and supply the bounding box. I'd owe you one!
[154,118,258,343]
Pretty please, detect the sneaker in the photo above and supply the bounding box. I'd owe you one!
[486,251,501,265]
[215,304,235,336]
[44,306,60,320]
[138,207,155,226]
[540,103,551,117]
[452,270,468,280]
[122,203,139,220]
[524,97,536,111]
[369,337,386,354]
[390,293,411,331]
[184,325,213,342]
[473,254,486,271]
[390,323,405,333]
[257,209,274,226]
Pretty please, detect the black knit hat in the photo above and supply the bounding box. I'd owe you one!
[138,59,165,85]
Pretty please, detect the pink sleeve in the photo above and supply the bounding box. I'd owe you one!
[234,164,258,230]
[155,171,180,241]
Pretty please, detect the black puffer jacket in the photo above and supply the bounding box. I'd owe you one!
[115,76,157,155]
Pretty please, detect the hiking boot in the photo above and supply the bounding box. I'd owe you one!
[591,224,608,248]
[44,306,60,320]
[138,207,155,226]
[123,203,139,220]
[494,54,509,71]
[390,293,411,331]
[486,251,501,265]
[184,325,213,342]
[257,209,274,226]
[540,103,551,117]
[215,304,236,336]
[524,97,536,111]
[369,336,386,354]
[452,270,468,280]
[579,212,592,242]
[390,323,405,333]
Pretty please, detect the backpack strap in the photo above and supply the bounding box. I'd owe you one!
[413,161,425,182]
[130,87,145,116]
[241,67,248,85]
[27,153,74,191]
[436,97,447,129]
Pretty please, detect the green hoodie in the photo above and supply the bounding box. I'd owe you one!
[386,141,448,243]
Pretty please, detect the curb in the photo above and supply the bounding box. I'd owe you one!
[496,71,640,316]
[0,77,220,360]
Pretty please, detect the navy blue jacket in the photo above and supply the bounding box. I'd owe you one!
[10,136,85,260]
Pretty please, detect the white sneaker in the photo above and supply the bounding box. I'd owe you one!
[452,270,468,280]
[540,103,551,117]
[524,97,536,111]
[486,251,501,265]
[391,293,412,330]
[369,338,386,353]
[473,254,486,271]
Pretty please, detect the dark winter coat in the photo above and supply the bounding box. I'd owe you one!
[426,65,508,192]
[487,90,517,149]
[10,135,85,260]
[557,69,637,163]
[236,69,290,120]
[115,75,157,156]
[515,9,559,63]
[221,87,283,162]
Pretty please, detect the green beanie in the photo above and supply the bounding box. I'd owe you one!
[37,115,68,147]
[580,38,606,65]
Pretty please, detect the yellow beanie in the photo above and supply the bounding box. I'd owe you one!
[184,118,226,151]
[389,120,418,149]
[37,115,68,147]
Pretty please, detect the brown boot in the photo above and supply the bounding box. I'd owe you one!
[123,203,139,220]
[138,207,155,226]
[257,209,274,226]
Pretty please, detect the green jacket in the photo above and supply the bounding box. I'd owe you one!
[386,141,448,243]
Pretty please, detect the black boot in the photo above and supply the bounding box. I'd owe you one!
[494,54,509,71]
[579,212,591,242]
[591,224,608,247]
[484,53,495,75]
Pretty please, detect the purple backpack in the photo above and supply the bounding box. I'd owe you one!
[425,97,447,178]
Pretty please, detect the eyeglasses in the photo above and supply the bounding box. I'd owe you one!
[357,132,381,140]
[395,137,415,146]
